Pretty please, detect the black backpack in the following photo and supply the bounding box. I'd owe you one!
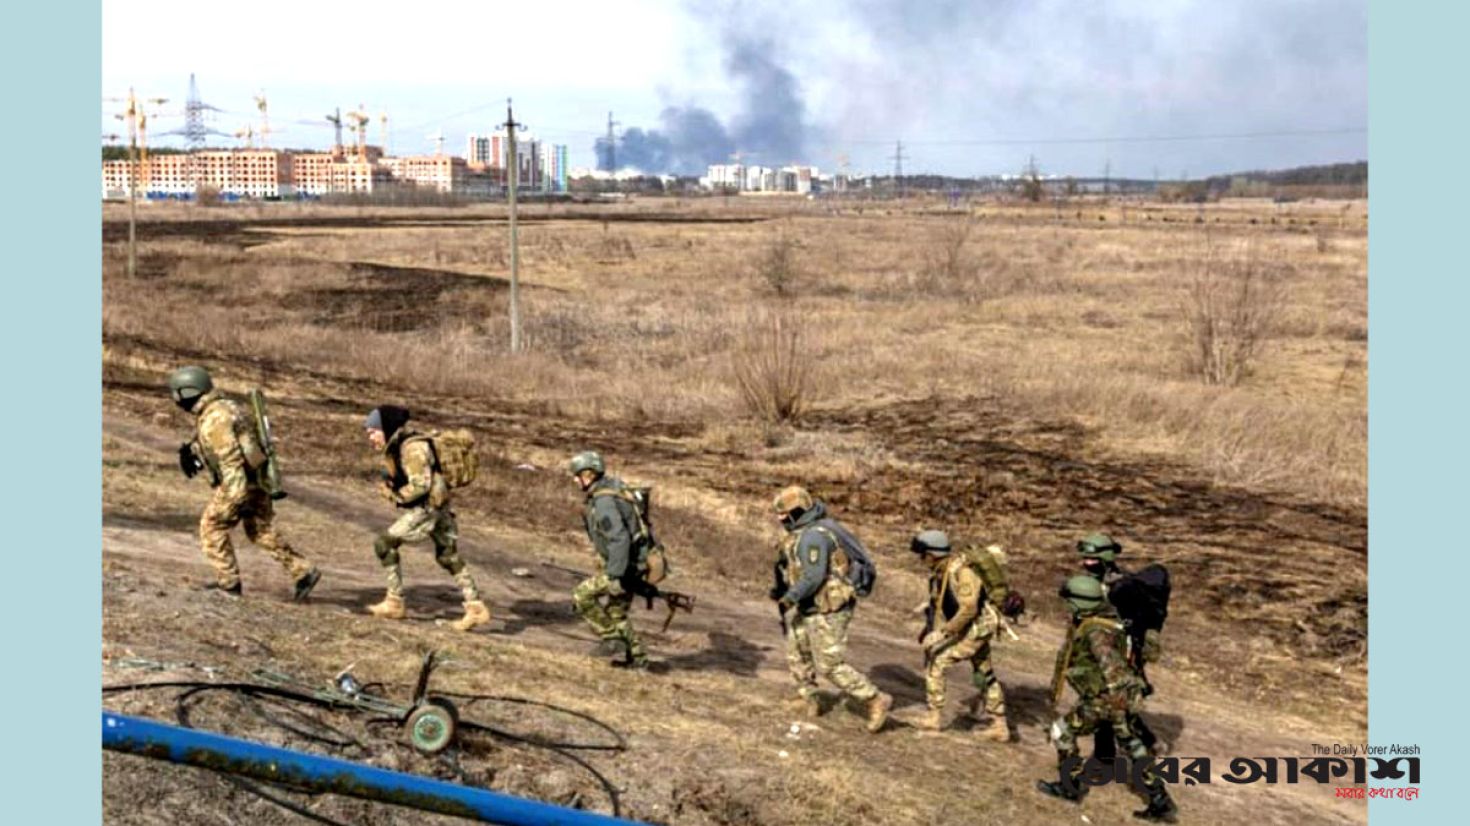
[810,518,877,597]
[1108,564,1171,648]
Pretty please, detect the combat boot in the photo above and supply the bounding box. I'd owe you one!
[452,600,491,632]
[977,715,1011,743]
[913,707,943,731]
[368,594,406,620]
[1036,778,1087,803]
[1132,788,1179,823]
[864,692,893,733]
[292,569,321,602]
[204,582,243,598]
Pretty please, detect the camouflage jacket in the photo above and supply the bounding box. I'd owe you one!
[1058,612,1144,704]
[192,390,266,504]
[777,502,855,615]
[928,554,985,639]
[382,429,449,510]
[582,476,645,582]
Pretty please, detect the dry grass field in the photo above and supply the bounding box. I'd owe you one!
[101,194,1367,825]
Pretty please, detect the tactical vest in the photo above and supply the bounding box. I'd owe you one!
[1064,616,1131,699]
[783,528,854,614]
[197,396,267,486]
[383,431,449,509]
[587,480,666,583]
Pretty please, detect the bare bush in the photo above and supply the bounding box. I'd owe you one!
[756,231,800,296]
[921,218,976,288]
[1181,242,1285,386]
[731,312,813,422]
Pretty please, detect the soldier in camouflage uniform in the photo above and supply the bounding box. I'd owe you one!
[909,530,1011,741]
[1037,575,1178,823]
[568,451,649,669]
[167,366,320,601]
[1078,532,1164,757]
[770,485,892,733]
[363,406,490,632]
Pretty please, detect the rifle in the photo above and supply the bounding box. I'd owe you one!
[540,561,695,632]
[248,389,287,500]
[1050,622,1078,707]
[772,558,790,637]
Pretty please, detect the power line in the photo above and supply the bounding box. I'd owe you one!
[845,126,1365,147]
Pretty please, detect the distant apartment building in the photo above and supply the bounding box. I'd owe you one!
[290,150,392,195]
[466,128,554,189]
[379,154,467,193]
[103,150,294,199]
[699,162,820,194]
[540,144,568,192]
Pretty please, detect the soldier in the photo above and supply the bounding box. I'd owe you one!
[910,530,1011,741]
[1038,575,1178,823]
[769,485,892,733]
[362,405,490,632]
[1078,532,1164,756]
[167,366,320,601]
[568,451,650,669]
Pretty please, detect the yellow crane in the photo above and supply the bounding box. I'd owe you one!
[346,106,371,161]
[235,124,256,149]
[325,108,344,156]
[253,93,274,148]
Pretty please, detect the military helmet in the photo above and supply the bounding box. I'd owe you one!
[772,485,814,516]
[167,365,214,405]
[910,529,952,556]
[568,451,606,477]
[1076,532,1122,562]
[1059,574,1107,614]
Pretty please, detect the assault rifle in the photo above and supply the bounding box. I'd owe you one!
[772,558,791,637]
[1051,622,1079,707]
[540,561,695,632]
[249,389,287,500]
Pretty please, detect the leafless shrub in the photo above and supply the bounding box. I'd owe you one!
[756,231,800,296]
[921,218,976,288]
[731,311,812,422]
[1181,242,1285,386]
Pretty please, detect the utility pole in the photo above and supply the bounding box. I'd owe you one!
[124,90,138,278]
[891,140,908,200]
[504,99,525,353]
[1103,158,1111,197]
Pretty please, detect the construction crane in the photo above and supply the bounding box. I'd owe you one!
[253,93,273,148]
[325,107,344,155]
[380,111,391,156]
[428,128,445,157]
[346,105,371,161]
[234,125,256,149]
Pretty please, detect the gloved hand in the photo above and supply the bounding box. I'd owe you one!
[768,585,786,601]
[178,443,202,479]
[1001,591,1026,620]
[606,579,625,597]
[921,630,950,652]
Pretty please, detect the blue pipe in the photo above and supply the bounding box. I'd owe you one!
[102,711,643,826]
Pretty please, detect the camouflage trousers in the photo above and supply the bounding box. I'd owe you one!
[1050,694,1165,795]
[200,486,313,589]
[786,605,879,702]
[373,506,480,602]
[925,607,1007,718]
[572,572,646,662]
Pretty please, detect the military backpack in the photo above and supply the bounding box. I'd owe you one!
[420,429,479,489]
[959,544,1013,609]
[810,519,877,598]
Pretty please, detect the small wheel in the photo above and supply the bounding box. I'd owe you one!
[406,698,458,754]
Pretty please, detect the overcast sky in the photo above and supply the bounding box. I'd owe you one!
[102,0,1367,178]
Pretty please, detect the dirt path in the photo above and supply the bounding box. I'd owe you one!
[102,412,1366,825]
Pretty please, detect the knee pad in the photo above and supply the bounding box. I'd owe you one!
[434,546,465,574]
[373,535,400,566]
[972,665,996,690]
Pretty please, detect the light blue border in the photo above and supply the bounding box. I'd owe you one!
[1369,2,1456,824]
[0,1,101,821]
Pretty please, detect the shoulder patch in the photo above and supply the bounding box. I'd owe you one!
[599,515,614,531]
[806,546,820,564]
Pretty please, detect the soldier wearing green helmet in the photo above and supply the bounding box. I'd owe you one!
[568,450,650,669]
[1038,575,1178,822]
[167,366,320,602]
[909,529,1011,741]
[1076,531,1165,758]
